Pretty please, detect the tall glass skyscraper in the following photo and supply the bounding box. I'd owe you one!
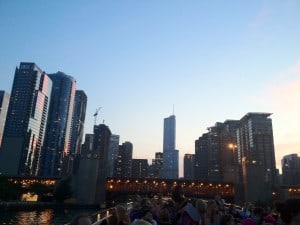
[0,90,10,148]
[70,90,87,155]
[162,115,178,179]
[41,72,76,176]
[0,63,52,176]
[107,134,120,177]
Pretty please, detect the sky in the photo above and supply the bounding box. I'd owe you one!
[0,1,300,176]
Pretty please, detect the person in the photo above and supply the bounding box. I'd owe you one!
[157,206,172,225]
[241,218,256,225]
[220,214,234,225]
[180,199,202,225]
[70,214,92,225]
[228,204,242,224]
[262,214,275,225]
[116,203,131,225]
[252,207,263,225]
[196,199,207,225]
[241,203,252,220]
[130,194,142,222]
[205,199,219,225]
[132,219,152,225]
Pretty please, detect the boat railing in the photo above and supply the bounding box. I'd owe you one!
[90,202,133,225]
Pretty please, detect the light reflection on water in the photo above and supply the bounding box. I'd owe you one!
[0,209,97,225]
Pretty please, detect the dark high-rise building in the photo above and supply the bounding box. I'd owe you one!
[184,154,195,180]
[282,154,300,186]
[81,134,94,154]
[70,90,87,155]
[219,120,240,183]
[194,113,276,203]
[93,124,112,179]
[108,134,120,177]
[0,91,10,148]
[162,115,178,179]
[194,121,240,182]
[194,125,222,182]
[114,141,133,178]
[0,62,52,176]
[149,152,163,178]
[68,90,87,175]
[237,112,277,202]
[74,124,111,205]
[132,159,149,178]
[41,71,76,176]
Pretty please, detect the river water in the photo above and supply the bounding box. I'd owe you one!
[0,209,99,225]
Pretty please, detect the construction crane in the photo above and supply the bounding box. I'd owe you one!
[93,107,101,125]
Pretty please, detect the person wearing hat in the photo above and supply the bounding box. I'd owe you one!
[262,214,275,225]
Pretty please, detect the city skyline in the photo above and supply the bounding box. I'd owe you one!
[1,1,300,176]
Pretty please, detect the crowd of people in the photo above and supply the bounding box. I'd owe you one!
[70,186,300,225]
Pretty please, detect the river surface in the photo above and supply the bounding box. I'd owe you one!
[0,209,99,225]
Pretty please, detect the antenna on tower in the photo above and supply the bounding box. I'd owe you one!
[172,104,175,115]
[93,107,101,125]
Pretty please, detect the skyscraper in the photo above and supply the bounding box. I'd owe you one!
[132,159,149,178]
[194,114,275,203]
[68,90,87,174]
[0,62,52,176]
[149,152,163,178]
[74,124,112,204]
[114,141,133,178]
[107,134,120,177]
[0,91,10,148]
[184,154,195,180]
[70,90,87,155]
[162,115,178,179]
[282,154,300,186]
[237,112,277,202]
[41,71,76,176]
[194,125,222,182]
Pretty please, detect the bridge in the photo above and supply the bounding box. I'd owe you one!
[105,177,234,207]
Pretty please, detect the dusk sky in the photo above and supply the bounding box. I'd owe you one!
[1,1,299,176]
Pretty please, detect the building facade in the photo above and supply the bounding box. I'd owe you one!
[132,159,149,178]
[0,91,10,148]
[149,152,163,178]
[0,62,52,176]
[41,72,76,177]
[194,125,222,182]
[68,90,87,174]
[162,115,178,179]
[74,124,112,205]
[70,90,87,155]
[282,154,300,186]
[237,112,277,202]
[194,113,276,203]
[114,141,133,178]
[107,134,120,177]
[183,154,195,180]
